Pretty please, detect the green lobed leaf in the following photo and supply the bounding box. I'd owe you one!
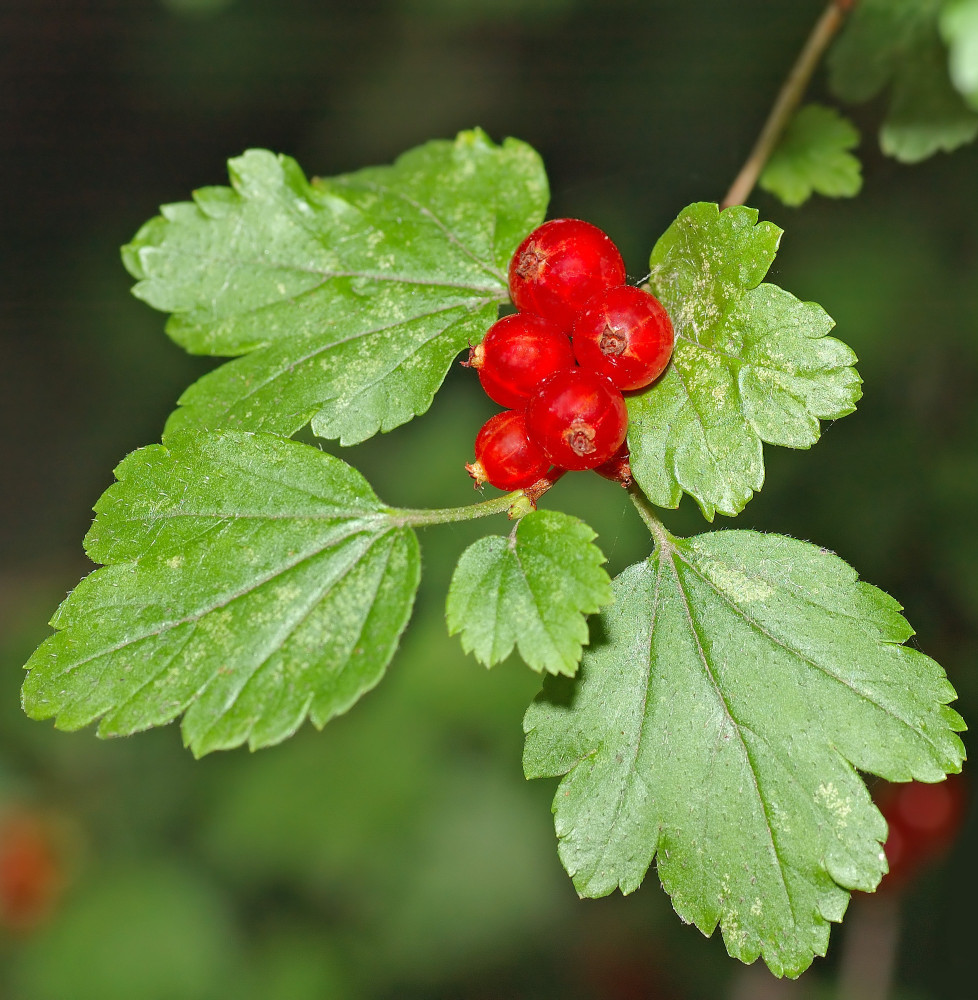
[446,509,613,676]
[759,104,863,207]
[21,431,420,756]
[523,530,965,978]
[629,203,861,520]
[828,0,978,162]
[122,129,547,446]
[941,0,978,109]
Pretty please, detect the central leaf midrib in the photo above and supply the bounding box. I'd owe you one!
[331,175,509,286]
[676,552,927,742]
[145,245,505,298]
[665,549,796,922]
[60,525,391,678]
[216,298,492,412]
[587,561,664,882]
[194,530,402,748]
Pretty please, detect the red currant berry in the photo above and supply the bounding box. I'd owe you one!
[465,411,551,491]
[465,313,574,409]
[593,442,632,487]
[573,285,674,391]
[0,813,61,931]
[525,368,628,471]
[509,219,626,332]
[875,776,966,888]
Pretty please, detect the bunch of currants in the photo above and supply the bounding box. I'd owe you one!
[464,219,675,492]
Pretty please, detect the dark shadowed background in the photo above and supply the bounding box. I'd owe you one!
[1,1,975,997]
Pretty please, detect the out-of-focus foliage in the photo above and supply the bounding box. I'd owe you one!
[828,0,978,161]
[760,103,863,206]
[942,0,978,108]
[161,0,236,17]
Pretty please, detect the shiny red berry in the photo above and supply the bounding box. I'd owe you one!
[466,313,574,409]
[525,368,628,471]
[465,410,551,491]
[509,219,626,332]
[593,442,633,487]
[573,285,674,391]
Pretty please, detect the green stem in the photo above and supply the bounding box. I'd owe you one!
[720,0,856,209]
[386,491,519,527]
[627,483,674,552]
[385,468,567,528]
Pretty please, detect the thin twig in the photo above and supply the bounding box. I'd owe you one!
[721,0,856,209]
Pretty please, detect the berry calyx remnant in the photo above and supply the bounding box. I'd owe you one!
[509,219,626,331]
[525,368,628,471]
[466,313,575,409]
[466,410,552,491]
[573,285,675,391]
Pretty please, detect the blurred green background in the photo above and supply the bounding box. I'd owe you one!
[1,0,975,997]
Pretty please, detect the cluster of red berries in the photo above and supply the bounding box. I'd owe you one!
[464,218,674,492]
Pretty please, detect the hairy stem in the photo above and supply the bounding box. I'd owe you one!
[386,492,519,527]
[627,483,673,552]
[721,0,856,209]
[387,469,566,527]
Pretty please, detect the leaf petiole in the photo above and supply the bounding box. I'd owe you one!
[385,492,519,528]
[387,469,568,527]
[627,483,674,553]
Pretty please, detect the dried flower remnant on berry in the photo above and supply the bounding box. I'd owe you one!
[508,218,626,331]
[573,285,674,391]
[525,368,627,471]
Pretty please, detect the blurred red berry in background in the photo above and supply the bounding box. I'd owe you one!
[0,811,62,931]
[875,775,967,889]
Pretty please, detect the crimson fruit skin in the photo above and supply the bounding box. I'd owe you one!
[509,219,627,332]
[573,285,675,391]
[468,313,575,409]
[526,368,628,472]
[593,442,633,487]
[465,410,551,491]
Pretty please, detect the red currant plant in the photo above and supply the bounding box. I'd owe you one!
[20,0,973,981]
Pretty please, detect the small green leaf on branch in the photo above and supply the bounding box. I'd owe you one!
[123,130,548,445]
[759,104,862,207]
[941,0,978,109]
[630,203,861,520]
[524,530,965,977]
[828,0,978,162]
[22,431,421,756]
[446,510,612,675]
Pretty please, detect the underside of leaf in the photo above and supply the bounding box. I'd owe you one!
[524,530,965,977]
[446,510,613,675]
[122,130,548,446]
[22,432,421,756]
[629,203,861,520]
